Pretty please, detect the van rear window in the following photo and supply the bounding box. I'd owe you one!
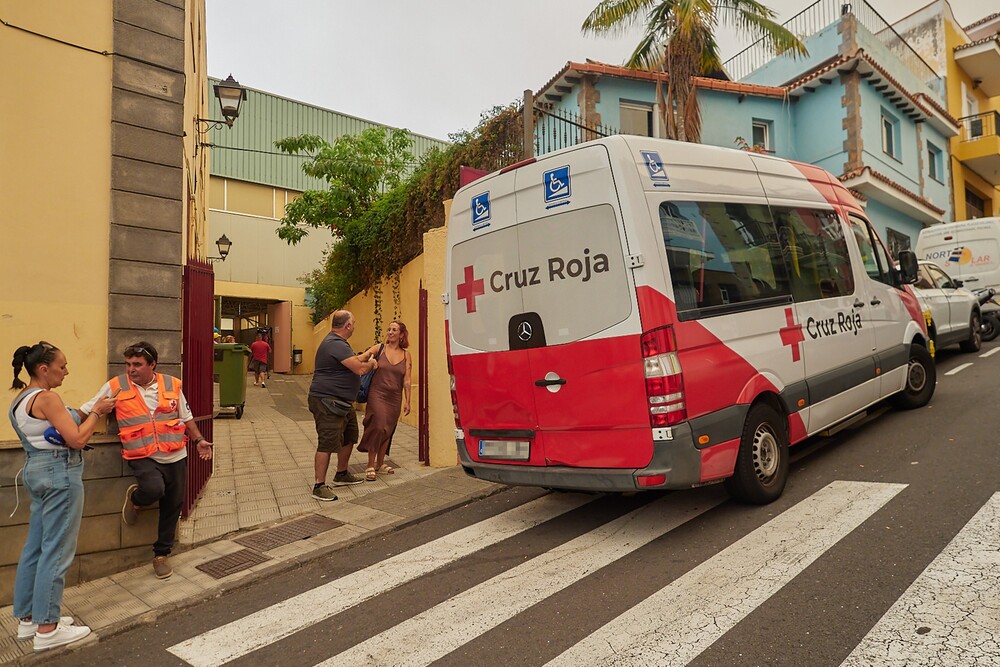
[451,204,631,351]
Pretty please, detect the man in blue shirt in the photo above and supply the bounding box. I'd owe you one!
[308,310,378,500]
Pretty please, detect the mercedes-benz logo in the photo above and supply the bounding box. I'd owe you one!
[517,321,533,341]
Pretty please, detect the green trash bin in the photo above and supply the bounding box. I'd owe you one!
[214,343,250,419]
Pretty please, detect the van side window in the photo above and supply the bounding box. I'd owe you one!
[659,201,791,315]
[847,214,894,286]
[771,207,855,301]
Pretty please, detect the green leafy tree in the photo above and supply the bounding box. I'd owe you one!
[582,0,807,142]
[274,127,415,243]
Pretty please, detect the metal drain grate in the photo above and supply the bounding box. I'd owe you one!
[196,549,271,579]
[233,514,344,551]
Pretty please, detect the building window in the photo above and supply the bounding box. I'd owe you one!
[927,142,943,182]
[751,120,772,152]
[886,227,911,259]
[620,101,653,137]
[966,188,986,219]
[881,109,900,159]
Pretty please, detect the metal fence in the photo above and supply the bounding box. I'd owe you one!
[960,110,1000,142]
[723,0,938,88]
[181,259,215,518]
[533,106,619,157]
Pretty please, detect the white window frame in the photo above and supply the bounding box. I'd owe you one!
[927,142,942,182]
[881,110,899,159]
[751,120,770,151]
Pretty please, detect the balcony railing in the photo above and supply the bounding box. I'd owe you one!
[724,0,939,90]
[960,111,1000,142]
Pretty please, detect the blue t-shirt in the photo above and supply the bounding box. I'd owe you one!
[309,332,359,401]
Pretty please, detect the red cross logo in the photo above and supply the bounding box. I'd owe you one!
[456,265,485,313]
[779,307,804,362]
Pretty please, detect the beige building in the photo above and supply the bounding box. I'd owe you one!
[0,0,211,602]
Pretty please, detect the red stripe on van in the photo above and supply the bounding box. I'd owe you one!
[636,286,807,444]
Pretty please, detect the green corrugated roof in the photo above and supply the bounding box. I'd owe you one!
[208,78,450,192]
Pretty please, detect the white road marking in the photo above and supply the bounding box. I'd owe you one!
[545,480,906,667]
[979,347,1000,358]
[944,363,974,376]
[167,493,592,666]
[315,486,728,667]
[841,493,1000,667]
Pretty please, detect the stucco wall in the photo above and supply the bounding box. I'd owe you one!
[864,198,925,250]
[0,2,114,445]
[742,21,843,87]
[308,206,454,468]
[698,90,795,157]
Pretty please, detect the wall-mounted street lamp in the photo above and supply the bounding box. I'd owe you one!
[195,74,247,133]
[207,234,232,263]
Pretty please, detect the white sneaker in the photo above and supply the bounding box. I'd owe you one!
[33,623,91,652]
[17,616,74,640]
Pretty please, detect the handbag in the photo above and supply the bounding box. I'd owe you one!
[320,396,353,417]
[356,344,385,403]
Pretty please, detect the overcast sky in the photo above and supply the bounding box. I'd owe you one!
[207,0,988,142]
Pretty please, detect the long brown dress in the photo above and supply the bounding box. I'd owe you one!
[357,350,406,454]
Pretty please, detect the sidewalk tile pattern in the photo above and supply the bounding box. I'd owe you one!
[0,373,500,664]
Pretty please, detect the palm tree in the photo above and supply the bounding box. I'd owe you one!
[582,0,807,143]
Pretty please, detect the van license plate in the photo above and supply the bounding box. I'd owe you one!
[479,440,530,460]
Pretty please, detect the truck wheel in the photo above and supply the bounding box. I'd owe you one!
[960,312,982,352]
[724,403,789,505]
[891,344,935,410]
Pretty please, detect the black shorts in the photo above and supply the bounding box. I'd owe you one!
[308,394,358,454]
[249,359,269,373]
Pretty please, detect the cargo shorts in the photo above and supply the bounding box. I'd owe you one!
[308,394,358,454]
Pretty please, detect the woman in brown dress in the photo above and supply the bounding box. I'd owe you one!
[357,321,412,481]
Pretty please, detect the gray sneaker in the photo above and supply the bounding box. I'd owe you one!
[332,470,363,486]
[311,484,338,501]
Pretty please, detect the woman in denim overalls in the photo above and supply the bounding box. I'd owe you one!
[8,342,115,652]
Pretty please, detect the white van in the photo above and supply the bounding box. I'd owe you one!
[915,217,1000,290]
[444,136,934,504]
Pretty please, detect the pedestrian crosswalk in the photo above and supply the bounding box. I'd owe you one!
[166,484,1000,667]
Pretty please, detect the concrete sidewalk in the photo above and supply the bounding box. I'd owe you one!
[0,374,501,665]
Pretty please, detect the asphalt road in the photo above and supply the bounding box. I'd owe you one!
[53,342,1000,667]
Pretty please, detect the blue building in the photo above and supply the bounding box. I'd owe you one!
[532,0,962,252]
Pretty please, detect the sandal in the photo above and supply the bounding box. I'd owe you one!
[365,467,377,482]
[376,464,395,475]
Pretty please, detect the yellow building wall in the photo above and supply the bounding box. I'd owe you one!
[184,0,211,261]
[0,2,114,445]
[309,207,454,468]
[944,19,1000,220]
[227,179,277,218]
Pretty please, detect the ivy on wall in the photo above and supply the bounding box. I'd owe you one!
[290,104,524,324]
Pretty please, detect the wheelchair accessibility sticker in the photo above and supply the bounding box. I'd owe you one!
[640,150,670,187]
[544,166,571,209]
[471,192,491,231]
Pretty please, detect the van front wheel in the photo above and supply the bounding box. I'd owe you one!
[724,403,789,505]
[891,344,936,410]
[960,312,982,352]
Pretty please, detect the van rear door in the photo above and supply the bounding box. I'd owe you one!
[512,146,647,468]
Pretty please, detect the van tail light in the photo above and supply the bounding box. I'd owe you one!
[641,326,686,427]
[447,353,462,429]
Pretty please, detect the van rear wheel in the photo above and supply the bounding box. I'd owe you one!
[724,403,789,505]
[960,312,982,352]
[891,344,935,410]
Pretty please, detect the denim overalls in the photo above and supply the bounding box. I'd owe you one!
[7,389,84,625]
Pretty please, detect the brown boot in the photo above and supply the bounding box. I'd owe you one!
[152,555,173,579]
[122,484,140,526]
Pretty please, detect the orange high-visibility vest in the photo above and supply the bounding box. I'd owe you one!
[109,373,187,460]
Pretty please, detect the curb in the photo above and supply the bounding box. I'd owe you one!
[13,476,508,666]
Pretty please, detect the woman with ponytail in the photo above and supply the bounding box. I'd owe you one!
[8,342,116,652]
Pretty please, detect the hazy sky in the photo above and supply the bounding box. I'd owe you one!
[207,0,989,141]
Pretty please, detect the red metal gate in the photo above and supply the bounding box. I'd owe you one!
[181,259,215,517]
[418,283,429,464]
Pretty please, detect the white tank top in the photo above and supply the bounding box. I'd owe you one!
[11,390,65,451]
